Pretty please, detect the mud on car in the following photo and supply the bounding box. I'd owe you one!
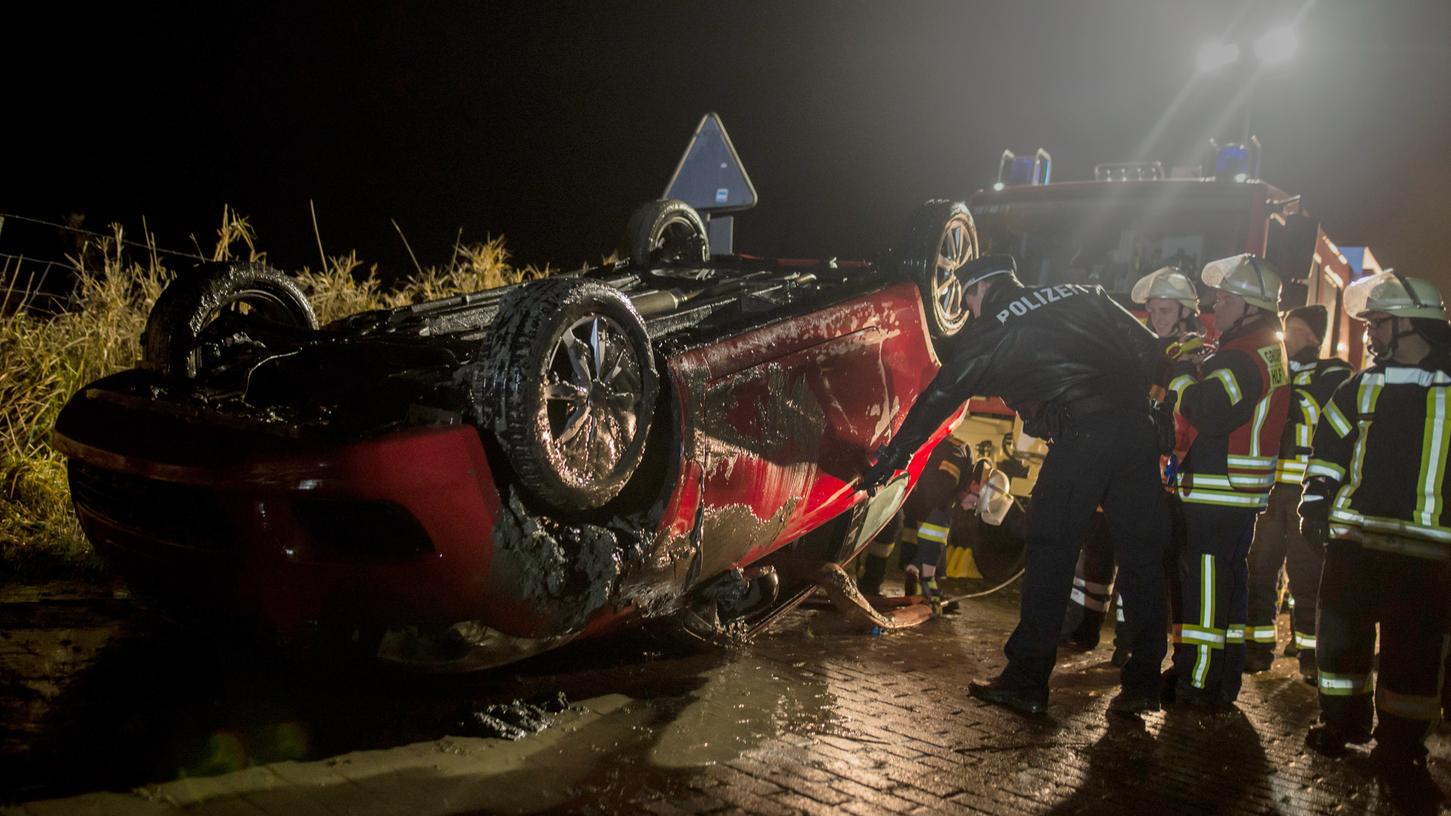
[54,199,978,669]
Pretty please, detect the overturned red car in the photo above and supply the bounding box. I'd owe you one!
[53,199,975,669]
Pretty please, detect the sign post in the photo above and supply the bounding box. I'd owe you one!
[664,113,757,255]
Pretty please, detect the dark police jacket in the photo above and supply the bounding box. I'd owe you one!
[881,281,1162,464]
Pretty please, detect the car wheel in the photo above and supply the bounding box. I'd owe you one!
[900,200,978,340]
[142,262,318,379]
[626,199,710,269]
[476,277,659,512]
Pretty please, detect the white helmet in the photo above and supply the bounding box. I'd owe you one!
[1344,270,1447,321]
[1131,266,1199,311]
[1201,254,1282,312]
[978,468,1014,527]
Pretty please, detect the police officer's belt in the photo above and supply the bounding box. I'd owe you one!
[1063,392,1149,420]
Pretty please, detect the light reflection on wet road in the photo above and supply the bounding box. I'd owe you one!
[3,581,1449,815]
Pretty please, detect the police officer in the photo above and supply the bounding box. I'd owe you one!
[1301,272,1451,774]
[1243,305,1352,681]
[1163,254,1290,706]
[1062,266,1203,654]
[861,255,1169,717]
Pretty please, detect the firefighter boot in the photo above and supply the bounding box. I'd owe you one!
[902,566,921,599]
[923,577,942,618]
[1304,724,1372,758]
[1297,650,1317,686]
[1244,648,1275,674]
[858,554,888,597]
[1060,610,1103,652]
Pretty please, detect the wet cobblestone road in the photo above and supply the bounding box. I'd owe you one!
[2,581,1448,815]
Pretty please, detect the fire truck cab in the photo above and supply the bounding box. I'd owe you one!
[954,142,1372,498]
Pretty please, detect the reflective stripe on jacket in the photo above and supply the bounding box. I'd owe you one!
[1275,357,1352,485]
[1173,317,1291,508]
[1307,362,1451,549]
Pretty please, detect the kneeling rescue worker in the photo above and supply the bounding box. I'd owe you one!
[858,435,976,611]
[1301,271,1451,773]
[1164,254,1290,707]
[861,255,1170,717]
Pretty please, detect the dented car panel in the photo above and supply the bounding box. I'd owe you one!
[667,281,942,582]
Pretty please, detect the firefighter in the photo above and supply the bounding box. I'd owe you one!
[1062,266,1203,655]
[857,435,976,607]
[1243,305,1352,681]
[861,255,1170,717]
[1301,272,1451,773]
[1163,254,1290,707]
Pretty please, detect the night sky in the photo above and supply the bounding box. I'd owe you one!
[7,0,1450,289]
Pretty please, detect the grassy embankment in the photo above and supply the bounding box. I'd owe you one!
[0,210,545,581]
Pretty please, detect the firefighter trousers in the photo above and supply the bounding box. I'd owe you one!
[1317,539,1451,755]
[1062,513,1121,643]
[1246,483,1322,660]
[1170,500,1257,702]
[1001,409,1169,697]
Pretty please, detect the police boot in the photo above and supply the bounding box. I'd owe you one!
[968,675,1048,716]
[858,554,888,596]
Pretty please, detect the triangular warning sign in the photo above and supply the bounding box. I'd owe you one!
[664,113,757,214]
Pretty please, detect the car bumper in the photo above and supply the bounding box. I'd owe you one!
[53,384,555,640]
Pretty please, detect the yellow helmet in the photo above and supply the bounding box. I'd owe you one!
[1131,266,1199,311]
[1344,271,1447,321]
[1200,254,1281,312]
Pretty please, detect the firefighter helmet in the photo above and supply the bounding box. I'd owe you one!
[1201,254,1281,311]
[978,468,1014,527]
[1131,266,1200,310]
[1344,271,1447,321]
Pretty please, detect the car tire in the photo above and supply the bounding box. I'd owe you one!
[142,262,318,379]
[626,199,710,269]
[475,277,659,512]
[899,200,978,341]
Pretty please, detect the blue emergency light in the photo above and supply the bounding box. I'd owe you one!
[995,148,1052,190]
[1210,136,1261,183]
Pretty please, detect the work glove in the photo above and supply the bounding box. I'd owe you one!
[859,444,909,493]
[1150,393,1178,456]
[1299,480,1334,550]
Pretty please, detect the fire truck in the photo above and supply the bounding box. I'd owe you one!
[953,140,1378,499]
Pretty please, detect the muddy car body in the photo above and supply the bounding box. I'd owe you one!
[54,200,977,669]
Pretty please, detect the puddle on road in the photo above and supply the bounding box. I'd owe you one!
[645,657,829,768]
[12,648,838,814]
[1,584,841,812]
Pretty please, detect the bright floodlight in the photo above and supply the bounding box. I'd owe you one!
[1255,26,1297,64]
[1196,41,1240,74]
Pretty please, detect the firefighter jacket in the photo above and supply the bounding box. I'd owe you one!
[1274,352,1353,486]
[903,438,974,524]
[1305,351,1451,555]
[881,281,1162,463]
[1167,315,1291,509]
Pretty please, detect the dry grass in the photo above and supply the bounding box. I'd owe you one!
[1,211,545,581]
